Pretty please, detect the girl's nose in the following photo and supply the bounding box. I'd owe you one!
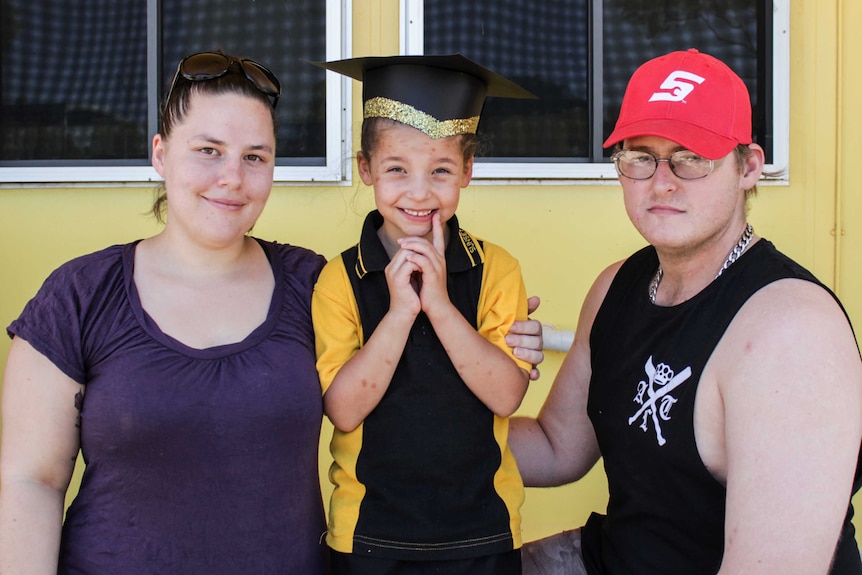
[404,175,431,200]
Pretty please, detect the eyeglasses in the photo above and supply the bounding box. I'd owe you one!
[611,149,714,180]
[165,52,281,108]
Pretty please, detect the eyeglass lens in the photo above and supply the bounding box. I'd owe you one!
[240,61,280,97]
[614,150,712,180]
[181,53,233,80]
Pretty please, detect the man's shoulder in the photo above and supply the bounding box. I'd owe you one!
[715,275,859,396]
[738,239,848,323]
[739,276,850,332]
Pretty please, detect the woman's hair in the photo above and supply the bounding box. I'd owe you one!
[150,65,278,223]
[358,116,477,166]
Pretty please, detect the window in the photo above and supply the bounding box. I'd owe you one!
[402,0,788,181]
[0,0,348,184]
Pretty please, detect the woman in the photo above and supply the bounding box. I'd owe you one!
[0,52,544,574]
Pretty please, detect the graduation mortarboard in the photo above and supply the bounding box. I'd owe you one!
[312,54,536,139]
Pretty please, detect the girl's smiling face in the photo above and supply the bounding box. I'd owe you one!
[358,120,473,247]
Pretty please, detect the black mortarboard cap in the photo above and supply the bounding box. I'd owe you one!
[312,54,536,139]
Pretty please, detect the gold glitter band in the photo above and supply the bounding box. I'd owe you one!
[363,97,480,139]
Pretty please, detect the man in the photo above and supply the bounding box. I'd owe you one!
[511,49,862,574]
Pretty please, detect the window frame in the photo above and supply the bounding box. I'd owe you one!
[400,0,789,183]
[0,0,352,186]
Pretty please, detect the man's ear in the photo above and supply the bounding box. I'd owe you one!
[741,143,765,184]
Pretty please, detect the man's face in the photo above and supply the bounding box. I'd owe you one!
[618,135,762,259]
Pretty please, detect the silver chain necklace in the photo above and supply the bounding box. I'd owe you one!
[648,223,754,305]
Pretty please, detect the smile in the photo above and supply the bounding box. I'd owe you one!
[205,197,245,209]
[402,208,434,217]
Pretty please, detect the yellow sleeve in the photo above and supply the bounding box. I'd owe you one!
[311,255,363,395]
[476,241,532,373]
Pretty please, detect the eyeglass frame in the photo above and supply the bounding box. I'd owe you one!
[610,149,715,180]
[164,52,282,109]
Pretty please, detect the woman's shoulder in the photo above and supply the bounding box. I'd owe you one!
[8,243,139,383]
[256,238,325,265]
[254,238,328,290]
[41,242,134,293]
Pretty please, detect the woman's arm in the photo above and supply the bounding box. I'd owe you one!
[0,337,82,575]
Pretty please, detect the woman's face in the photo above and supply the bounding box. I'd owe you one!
[151,91,275,248]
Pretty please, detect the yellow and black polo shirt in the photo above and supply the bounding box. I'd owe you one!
[313,210,530,561]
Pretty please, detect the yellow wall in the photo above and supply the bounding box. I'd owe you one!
[0,0,860,546]
[839,0,862,540]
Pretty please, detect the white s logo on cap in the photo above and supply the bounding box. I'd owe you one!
[648,70,706,102]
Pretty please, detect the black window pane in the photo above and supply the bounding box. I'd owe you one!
[0,1,148,163]
[602,0,771,162]
[424,0,590,161]
[160,0,327,163]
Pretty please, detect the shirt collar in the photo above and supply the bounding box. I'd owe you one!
[354,210,485,279]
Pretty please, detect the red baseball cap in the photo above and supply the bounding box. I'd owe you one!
[603,49,752,160]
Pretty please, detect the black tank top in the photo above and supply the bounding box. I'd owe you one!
[582,239,862,574]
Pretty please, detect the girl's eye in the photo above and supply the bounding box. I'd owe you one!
[199,147,217,155]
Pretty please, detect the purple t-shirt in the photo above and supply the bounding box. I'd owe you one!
[7,239,328,574]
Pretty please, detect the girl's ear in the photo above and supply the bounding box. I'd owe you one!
[357,151,374,186]
[461,157,474,188]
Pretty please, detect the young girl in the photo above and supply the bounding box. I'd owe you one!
[312,55,536,575]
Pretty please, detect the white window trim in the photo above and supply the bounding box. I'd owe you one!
[0,0,353,186]
[400,0,789,184]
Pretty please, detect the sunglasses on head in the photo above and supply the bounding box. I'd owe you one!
[166,52,281,108]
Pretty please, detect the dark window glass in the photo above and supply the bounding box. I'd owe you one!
[0,1,149,164]
[0,0,327,167]
[424,0,771,163]
[424,0,590,161]
[160,0,327,166]
[602,1,771,162]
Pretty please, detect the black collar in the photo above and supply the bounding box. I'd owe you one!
[354,210,484,279]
